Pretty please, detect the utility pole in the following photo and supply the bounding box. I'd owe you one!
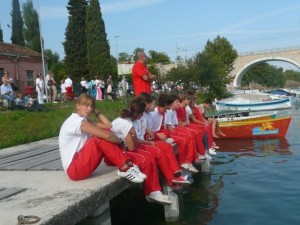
[115,35,120,76]
[37,0,48,102]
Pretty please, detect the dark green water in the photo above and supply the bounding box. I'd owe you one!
[110,106,300,225]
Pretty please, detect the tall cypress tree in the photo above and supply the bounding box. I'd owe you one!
[11,0,25,46]
[64,0,88,82]
[22,0,41,52]
[86,0,112,78]
[0,24,3,42]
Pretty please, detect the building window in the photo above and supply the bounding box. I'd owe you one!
[26,70,34,86]
[0,68,3,85]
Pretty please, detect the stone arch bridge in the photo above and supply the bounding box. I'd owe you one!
[230,46,300,87]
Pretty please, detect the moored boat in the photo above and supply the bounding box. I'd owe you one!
[217,112,276,122]
[218,116,292,139]
[215,97,292,112]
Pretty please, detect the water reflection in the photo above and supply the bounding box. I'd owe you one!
[216,137,291,154]
[182,165,223,225]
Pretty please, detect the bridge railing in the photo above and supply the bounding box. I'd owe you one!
[239,45,300,56]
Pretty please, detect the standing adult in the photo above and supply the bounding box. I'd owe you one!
[64,75,74,101]
[95,76,102,100]
[50,72,58,103]
[99,77,106,100]
[132,51,157,96]
[35,73,44,104]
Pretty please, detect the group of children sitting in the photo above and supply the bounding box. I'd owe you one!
[59,91,223,206]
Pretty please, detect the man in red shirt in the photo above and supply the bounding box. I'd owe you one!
[132,51,157,96]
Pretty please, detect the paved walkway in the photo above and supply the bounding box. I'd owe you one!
[0,138,133,225]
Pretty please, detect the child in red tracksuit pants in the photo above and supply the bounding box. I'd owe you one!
[134,92,191,186]
[110,99,174,205]
[175,92,214,160]
[59,93,145,184]
[148,93,199,174]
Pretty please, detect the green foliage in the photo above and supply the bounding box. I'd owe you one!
[64,0,88,83]
[118,52,132,63]
[86,0,113,79]
[0,100,126,149]
[44,49,60,69]
[11,0,24,46]
[283,70,300,82]
[242,62,285,88]
[164,36,237,98]
[50,61,67,82]
[147,50,171,64]
[22,0,41,52]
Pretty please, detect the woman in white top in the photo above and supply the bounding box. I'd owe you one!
[59,93,144,183]
[95,76,102,100]
[35,73,44,104]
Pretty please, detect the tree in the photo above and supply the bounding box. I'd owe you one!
[164,36,237,98]
[0,24,3,42]
[22,0,41,52]
[64,0,88,82]
[86,0,113,79]
[147,50,171,64]
[242,62,285,88]
[118,52,132,63]
[44,49,60,70]
[11,0,24,46]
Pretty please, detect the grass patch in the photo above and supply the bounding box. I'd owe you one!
[0,100,127,149]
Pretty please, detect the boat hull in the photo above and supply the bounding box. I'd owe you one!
[219,116,292,139]
[215,98,291,112]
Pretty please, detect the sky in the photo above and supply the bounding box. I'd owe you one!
[1,0,300,70]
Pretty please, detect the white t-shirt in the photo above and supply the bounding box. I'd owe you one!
[35,78,43,91]
[149,107,164,132]
[185,105,192,124]
[61,83,66,93]
[59,113,89,171]
[132,112,149,140]
[165,109,178,128]
[64,78,73,87]
[80,80,89,89]
[111,117,132,139]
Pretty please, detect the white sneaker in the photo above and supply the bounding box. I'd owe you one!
[205,153,213,160]
[117,167,144,183]
[132,164,147,179]
[187,164,199,173]
[199,154,206,160]
[165,138,174,144]
[209,148,217,155]
[146,191,172,205]
[181,163,198,173]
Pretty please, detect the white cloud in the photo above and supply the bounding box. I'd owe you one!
[38,0,169,19]
[40,6,67,19]
[102,0,169,13]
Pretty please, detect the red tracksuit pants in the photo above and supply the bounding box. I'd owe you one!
[66,136,161,196]
[178,125,206,156]
[137,141,181,186]
[170,128,197,164]
[154,129,195,165]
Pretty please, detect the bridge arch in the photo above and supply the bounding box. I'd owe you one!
[230,47,300,87]
[233,57,300,87]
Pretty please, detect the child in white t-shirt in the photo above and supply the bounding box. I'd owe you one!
[59,93,144,183]
[111,99,172,205]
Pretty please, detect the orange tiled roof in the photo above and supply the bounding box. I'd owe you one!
[0,42,42,58]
